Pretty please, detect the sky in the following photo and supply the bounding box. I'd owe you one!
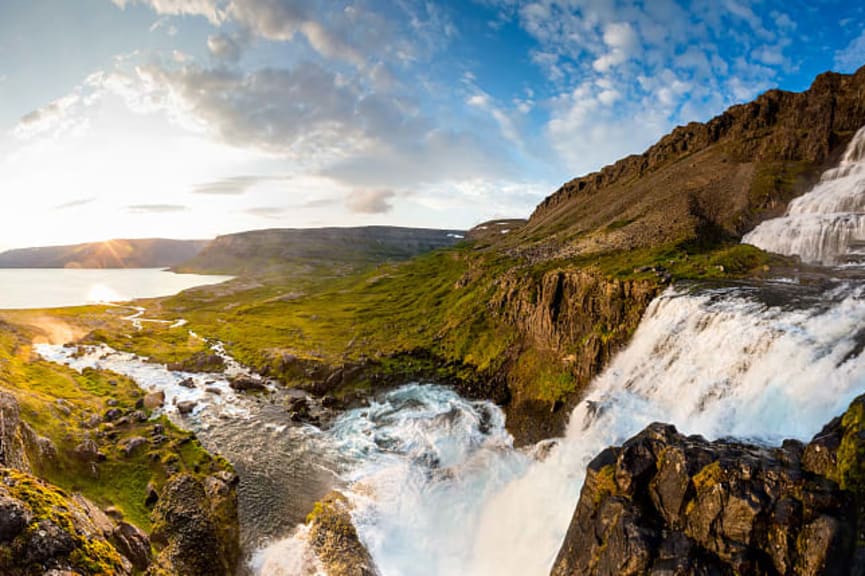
[0,0,864,250]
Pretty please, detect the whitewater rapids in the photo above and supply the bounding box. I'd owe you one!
[252,278,865,576]
[743,124,865,265]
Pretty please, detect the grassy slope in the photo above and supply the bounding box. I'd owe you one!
[0,321,230,531]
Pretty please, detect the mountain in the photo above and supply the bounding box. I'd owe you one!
[0,238,209,269]
[174,226,466,276]
[504,65,865,262]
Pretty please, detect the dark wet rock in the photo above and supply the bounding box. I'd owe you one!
[103,408,122,422]
[148,473,239,576]
[551,414,862,576]
[176,401,197,415]
[229,375,267,392]
[178,377,196,389]
[307,491,380,576]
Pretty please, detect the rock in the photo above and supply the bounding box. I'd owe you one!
[0,468,134,574]
[178,377,196,389]
[0,493,31,542]
[167,352,226,373]
[103,408,122,422]
[120,436,148,457]
[551,418,858,576]
[73,439,101,462]
[176,401,197,415]
[143,391,166,411]
[145,482,160,508]
[205,387,222,395]
[0,391,31,471]
[112,521,152,571]
[307,491,380,576]
[106,399,119,407]
[229,375,267,392]
[148,473,240,576]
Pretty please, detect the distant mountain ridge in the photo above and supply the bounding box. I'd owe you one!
[0,238,209,269]
[175,226,466,276]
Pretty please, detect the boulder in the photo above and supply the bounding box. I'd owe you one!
[176,401,197,415]
[551,419,857,576]
[229,375,267,392]
[143,391,166,411]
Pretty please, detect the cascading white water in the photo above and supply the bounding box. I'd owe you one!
[252,280,865,576]
[743,125,865,265]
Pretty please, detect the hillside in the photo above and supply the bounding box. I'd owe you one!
[174,226,466,276]
[505,66,865,262]
[0,238,209,269]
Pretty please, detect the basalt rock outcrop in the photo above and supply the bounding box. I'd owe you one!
[493,269,659,444]
[552,393,865,576]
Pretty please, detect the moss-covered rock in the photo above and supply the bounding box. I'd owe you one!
[0,467,137,575]
[307,491,379,576]
[147,472,239,576]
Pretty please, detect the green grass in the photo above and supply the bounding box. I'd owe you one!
[0,321,231,532]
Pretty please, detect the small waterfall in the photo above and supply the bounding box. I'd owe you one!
[743,125,865,265]
[251,279,865,576]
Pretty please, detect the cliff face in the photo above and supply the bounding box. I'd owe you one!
[520,65,865,261]
[492,269,659,443]
[551,393,865,576]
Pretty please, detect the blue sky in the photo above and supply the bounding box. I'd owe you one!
[0,0,864,249]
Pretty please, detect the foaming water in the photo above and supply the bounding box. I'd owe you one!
[744,125,865,264]
[252,280,865,576]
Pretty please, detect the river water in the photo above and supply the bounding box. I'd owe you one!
[36,127,865,574]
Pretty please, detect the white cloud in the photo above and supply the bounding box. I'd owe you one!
[346,189,396,214]
[835,29,865,73]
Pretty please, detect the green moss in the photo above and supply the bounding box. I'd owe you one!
[592,464,618,504]
[692,460,724,491]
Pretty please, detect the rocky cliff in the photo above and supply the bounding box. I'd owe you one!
[492,269,659,443]
[551,393,865,575]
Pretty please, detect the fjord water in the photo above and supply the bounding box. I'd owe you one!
[0,268,232,309]
[743,124,865,264]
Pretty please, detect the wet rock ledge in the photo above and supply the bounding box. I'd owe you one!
[552,394,865,575]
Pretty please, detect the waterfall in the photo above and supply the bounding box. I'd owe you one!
[743,125,865,265]
[251,279,865,576]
